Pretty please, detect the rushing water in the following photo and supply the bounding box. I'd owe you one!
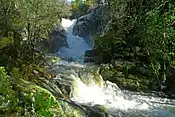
[54,18,175,117]
[59,19,92,62]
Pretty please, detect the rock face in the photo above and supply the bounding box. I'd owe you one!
[165,67,175,94]
[99,60,152,91]
[72,3,109,61]
[72,3,109,45]
[84,50,103,63]
[36,26,68,53]
[50,27,68,53]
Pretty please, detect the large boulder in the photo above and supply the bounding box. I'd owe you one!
[35,26,68,53]
[84,50,103,63]
[47,61,104,96]
[72,3,109,42]
[50,27,68,53]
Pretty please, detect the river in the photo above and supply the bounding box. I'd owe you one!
[50,18,175,117]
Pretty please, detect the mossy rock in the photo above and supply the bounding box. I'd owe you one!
[111,60,136,71]
[100,69,116,80]
[101,70,151,91]
[100,60,154,92]
[83,105,107,117]
[121,75,150,91]
[78,67,104,87]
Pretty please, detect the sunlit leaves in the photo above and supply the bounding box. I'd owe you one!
[0,37,11,49]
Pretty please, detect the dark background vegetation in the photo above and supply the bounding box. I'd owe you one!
[0,0,175,116]
[94,0,175,92]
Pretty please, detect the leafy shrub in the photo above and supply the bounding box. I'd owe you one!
[94,0,175,88]
[0,67,20,115]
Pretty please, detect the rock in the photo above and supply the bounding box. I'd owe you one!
[92,50,103,63]
[84,50,103,63]
[50,27,68,53]
[72,4,109,44]
[111,60,136,70]
[72,2,109,60]
[35,38,51,52]
[35,26,68,53]
[99,62,151,91]
[58,100,86,117]
[84,50,93,62]
[81,104,107,117]
[165,67,175,94]
[35,27,68,54]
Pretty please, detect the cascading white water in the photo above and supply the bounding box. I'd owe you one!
[58,19,92,62]
[55,18,175,117]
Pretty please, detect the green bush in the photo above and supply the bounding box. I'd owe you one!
[95,0,175,88]
[0,67,20,115]
[0,0,70,70]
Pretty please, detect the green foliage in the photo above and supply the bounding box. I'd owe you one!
[95,0,175,89]
[15,0,66,40]
[0,0,82,116]
[0,0,70,69]
[0,66,81,116]
[0,37,12,49]
[70,0,93,19]
[0,67,20,115]
[143,2,175,64]
[34,90,81,117]
[84,0,95,8]
[34,91,56,117]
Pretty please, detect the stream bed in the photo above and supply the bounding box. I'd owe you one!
[50,18,175,117]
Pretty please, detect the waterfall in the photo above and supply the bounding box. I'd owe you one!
[50,18,175,117]
[59,18,92,62]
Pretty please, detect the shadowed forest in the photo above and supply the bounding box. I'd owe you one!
[0,0,175,116]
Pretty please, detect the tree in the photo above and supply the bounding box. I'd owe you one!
[94,0,175,88]
[0,0,70,67]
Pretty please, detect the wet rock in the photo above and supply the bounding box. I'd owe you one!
[47,60,104,97]
[73,4,109,41]
[165,67,175,94]
[82,104,107,117]
[84,50,93,62]
[99,61,151,92]
[50,27,68,53]
[84,50,103,63]
[58,100,86,117]
[35,26,68,53]
[111,60,136,71]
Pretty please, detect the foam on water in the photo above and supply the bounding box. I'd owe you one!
[69,75,175,116]
[70,77,149,111]
[58,18,175,117]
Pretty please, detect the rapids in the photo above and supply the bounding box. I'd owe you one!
[53,18,175,117]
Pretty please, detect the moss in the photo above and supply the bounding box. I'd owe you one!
[78,67,104,87]
[116,75,150,91]
[34,91,84,117]
[0,66,84,117]
[100,63,152,92]
[93,73,104,87]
